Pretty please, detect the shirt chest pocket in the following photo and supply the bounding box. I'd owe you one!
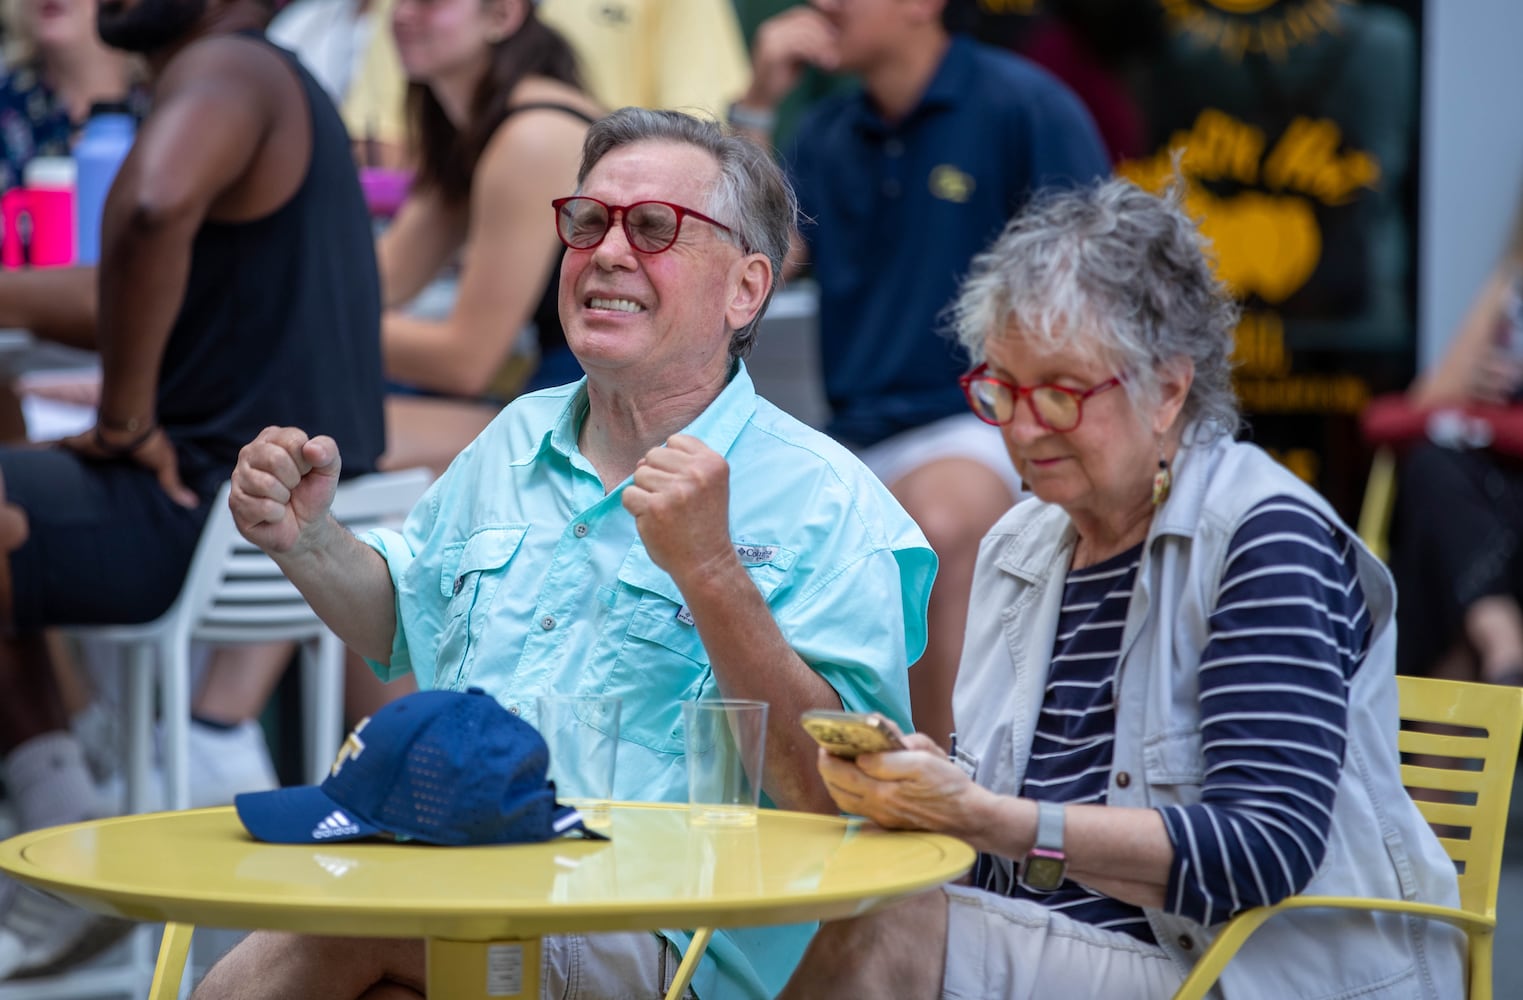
[433,525,529,683]
[601,545,791,756]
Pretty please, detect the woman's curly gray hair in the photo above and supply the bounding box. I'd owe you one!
[948,177,1241,437]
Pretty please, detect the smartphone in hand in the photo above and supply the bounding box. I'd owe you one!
[800,709,905,759]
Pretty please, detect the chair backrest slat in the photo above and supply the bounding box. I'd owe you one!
[1396,675,1523,919]
[177,469,433,642]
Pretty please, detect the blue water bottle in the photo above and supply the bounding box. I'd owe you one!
[73,101,136,265]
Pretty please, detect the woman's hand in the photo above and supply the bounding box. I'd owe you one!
[816,732,991,839]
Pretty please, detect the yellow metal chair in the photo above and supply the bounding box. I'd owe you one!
[1172,675,1523,1000]
[1356,446,1398,562]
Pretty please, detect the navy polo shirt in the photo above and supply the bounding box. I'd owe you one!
[787,35,1108,448]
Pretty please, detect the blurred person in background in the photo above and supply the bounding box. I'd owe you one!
[0,0,147,441]
[1014,0,1164,164]
[0,0,384,979]
[536,0,749,119]
[0,0,147,193]
[1380,186,1523,689]
[268,0,411,168]
[198,0,603,752]
[735,0,1107,751]
[378,0,599,476]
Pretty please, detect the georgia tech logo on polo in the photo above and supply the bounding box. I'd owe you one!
[929,165,975,204]
[328,716,371,778]
[1159,0,1348,61]
[312,810,362,840]
[1120,108,1379,305]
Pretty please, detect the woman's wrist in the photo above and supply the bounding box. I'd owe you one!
[961,787,1033,857]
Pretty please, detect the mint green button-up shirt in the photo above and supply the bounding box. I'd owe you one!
[363,363,936,999]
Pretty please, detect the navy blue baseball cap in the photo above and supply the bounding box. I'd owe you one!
[235,688,601,845]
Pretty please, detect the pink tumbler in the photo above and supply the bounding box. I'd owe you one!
[1,157,76,268]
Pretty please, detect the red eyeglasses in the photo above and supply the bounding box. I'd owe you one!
[958,363,1122,432]
[552,196,739,254]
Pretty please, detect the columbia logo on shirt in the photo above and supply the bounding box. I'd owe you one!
[312,810,362,840]
[734,544,777,564]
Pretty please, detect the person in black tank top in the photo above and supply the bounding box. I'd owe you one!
[376,0,602,478]
[0,0,385,978]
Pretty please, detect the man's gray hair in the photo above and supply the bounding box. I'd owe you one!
[577,107,799,359]
[949,177,1241,437]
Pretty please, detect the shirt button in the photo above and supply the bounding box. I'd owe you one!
[1177,934,1194,951]
[453,576,465,596]
[882,179,902,199]
[1115,771,1132,788]
[540,615,556,631]
[573,523,589,538]
[884,138,904,157]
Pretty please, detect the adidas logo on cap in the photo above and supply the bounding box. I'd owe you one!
[312,810,363,840]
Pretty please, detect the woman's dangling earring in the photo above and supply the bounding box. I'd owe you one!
[1151,452,1172,507]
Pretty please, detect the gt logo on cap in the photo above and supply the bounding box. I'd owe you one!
[329,717,371,777]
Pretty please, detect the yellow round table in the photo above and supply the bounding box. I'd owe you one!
[0,802,974,999]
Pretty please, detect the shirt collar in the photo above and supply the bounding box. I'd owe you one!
[528,360,758,467]
[852,34,973,136]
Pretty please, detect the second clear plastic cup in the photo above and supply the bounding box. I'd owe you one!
[536,694,621,829]
[682,699,768,827]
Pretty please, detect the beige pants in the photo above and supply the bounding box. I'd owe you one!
[541,931,696,1000]
[942,885,1183,1000]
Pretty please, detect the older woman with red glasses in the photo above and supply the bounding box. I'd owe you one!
[778,178,1464,1000]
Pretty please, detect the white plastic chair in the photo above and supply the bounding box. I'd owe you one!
[67,467,433,814]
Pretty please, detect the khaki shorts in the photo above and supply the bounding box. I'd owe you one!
[542,931,695,1000]
[942,885,1183,1000]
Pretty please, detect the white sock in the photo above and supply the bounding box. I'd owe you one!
[2,732,103,832]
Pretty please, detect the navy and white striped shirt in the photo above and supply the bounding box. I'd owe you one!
[989,496,1370,940]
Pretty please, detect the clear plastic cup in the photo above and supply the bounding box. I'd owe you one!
[682,699,768,827]
[536,694,621,829]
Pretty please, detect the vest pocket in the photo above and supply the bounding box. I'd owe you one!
[1141,728,1206,796]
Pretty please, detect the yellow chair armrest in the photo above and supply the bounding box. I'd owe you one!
[1173,897,1492,1000]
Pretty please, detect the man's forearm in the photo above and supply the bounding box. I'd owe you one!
[0,268,99,349]
[272,517,400,664]
[682,558,841,814]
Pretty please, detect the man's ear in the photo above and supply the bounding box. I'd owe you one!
[725,254,773,334]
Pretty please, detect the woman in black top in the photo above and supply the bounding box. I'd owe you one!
[379,0,600,475]
[1388,185,1523,688]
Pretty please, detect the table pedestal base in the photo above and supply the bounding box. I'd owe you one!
[427,937,543,999]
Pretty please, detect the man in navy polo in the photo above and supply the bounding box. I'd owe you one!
[734,0,1108,749]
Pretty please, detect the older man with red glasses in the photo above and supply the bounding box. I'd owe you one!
[198,107,936,1000]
